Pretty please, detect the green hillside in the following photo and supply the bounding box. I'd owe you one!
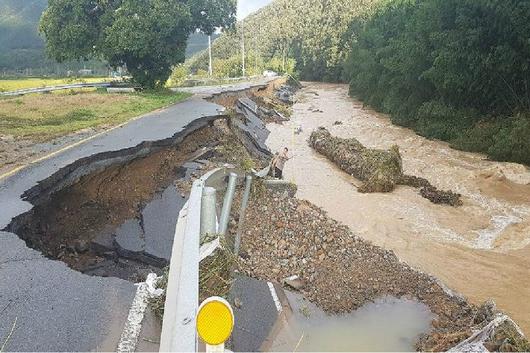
[345,0,530,165]
[0,0,48,71]
[187,0,380,81]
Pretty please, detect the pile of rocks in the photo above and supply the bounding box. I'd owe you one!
[309,127,463,206]
[276,85,296,104]
[400,174,463,207]
[237,187,528,351]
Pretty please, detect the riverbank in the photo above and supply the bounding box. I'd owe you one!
[266,82,530,335]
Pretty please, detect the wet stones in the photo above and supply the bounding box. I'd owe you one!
[238,188,484,351]
[420,186,463,207]
[276,85,295,104]
[74,239,90,253]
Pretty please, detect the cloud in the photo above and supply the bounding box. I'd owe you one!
[237,0,273,19]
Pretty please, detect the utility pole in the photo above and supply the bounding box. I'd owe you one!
[254,23,259,74]
[241,20,246,77]
[208,35,213,77]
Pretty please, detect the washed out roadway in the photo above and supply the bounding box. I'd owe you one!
[0,79,272,351]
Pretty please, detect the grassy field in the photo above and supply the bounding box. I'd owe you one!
[0,77,112,92]
[0,90,191,141]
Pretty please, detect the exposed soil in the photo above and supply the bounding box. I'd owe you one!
[5,119,249,280]
[0,127,105,176]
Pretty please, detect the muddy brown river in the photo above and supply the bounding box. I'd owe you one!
[266,83,530,335]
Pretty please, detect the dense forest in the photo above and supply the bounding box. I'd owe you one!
[345,0,530,165]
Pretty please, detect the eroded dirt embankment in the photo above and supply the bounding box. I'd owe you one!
[3,79,284,284]
[4,114,263,281]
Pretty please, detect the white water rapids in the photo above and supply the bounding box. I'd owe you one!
[266,83,530,335]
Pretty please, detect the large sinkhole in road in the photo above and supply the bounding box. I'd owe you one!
[5,119,241,281]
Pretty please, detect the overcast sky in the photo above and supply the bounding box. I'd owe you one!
[237,0,273,19]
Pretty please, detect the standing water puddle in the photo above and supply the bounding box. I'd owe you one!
[270,293,433,352]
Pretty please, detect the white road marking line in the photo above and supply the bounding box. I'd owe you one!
[267,282,283,313]
[117,274,163,353]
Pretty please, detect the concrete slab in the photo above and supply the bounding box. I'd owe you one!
[234,98,272,160]
[143,185,186,261]
[115,219,145,254]
[0,231,136,352]
[229,276,281,352]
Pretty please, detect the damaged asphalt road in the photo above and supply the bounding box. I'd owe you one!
[0,79,273,351]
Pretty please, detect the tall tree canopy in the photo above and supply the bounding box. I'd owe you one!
[345,0,530,164]
[40,0,236,87]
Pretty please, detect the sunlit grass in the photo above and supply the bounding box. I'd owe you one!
[0,77,112,92]
[0,89,191,141]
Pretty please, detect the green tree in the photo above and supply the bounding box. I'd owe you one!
[40,0,236,88]
[345,0,530,164]
[187,0,380,81]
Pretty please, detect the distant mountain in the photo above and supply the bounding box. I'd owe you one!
[0,0,47,56]
[0,0,215,74]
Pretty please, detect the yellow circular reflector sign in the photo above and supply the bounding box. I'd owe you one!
[196,297,234,345]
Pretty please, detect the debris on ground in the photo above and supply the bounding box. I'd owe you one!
[420,185,463,207]
[199,237,238,303]
[208,77,296,122]
[309,127,463,206]
[276,85,296,105]
[5,88,276,282]
[283,275,306,291]
[448,313,530,352]
[309,127,404,193]
[149,268,169,320]
[236,187,529,351]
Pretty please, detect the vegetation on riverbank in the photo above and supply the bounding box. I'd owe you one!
[0,90,190,140]
[344,0,530,165]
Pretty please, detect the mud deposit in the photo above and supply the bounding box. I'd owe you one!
[5,118,245,281]
[266,83,530,335]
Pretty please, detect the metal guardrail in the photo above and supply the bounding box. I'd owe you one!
[0,82,112,96]
[159,167,245,352]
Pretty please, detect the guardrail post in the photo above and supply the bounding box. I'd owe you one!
[219,173,238,235]
[201,187,217,240]
[234,175,252,256]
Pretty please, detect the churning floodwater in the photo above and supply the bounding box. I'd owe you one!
[270,294,433,352]
[266,83,530,335]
